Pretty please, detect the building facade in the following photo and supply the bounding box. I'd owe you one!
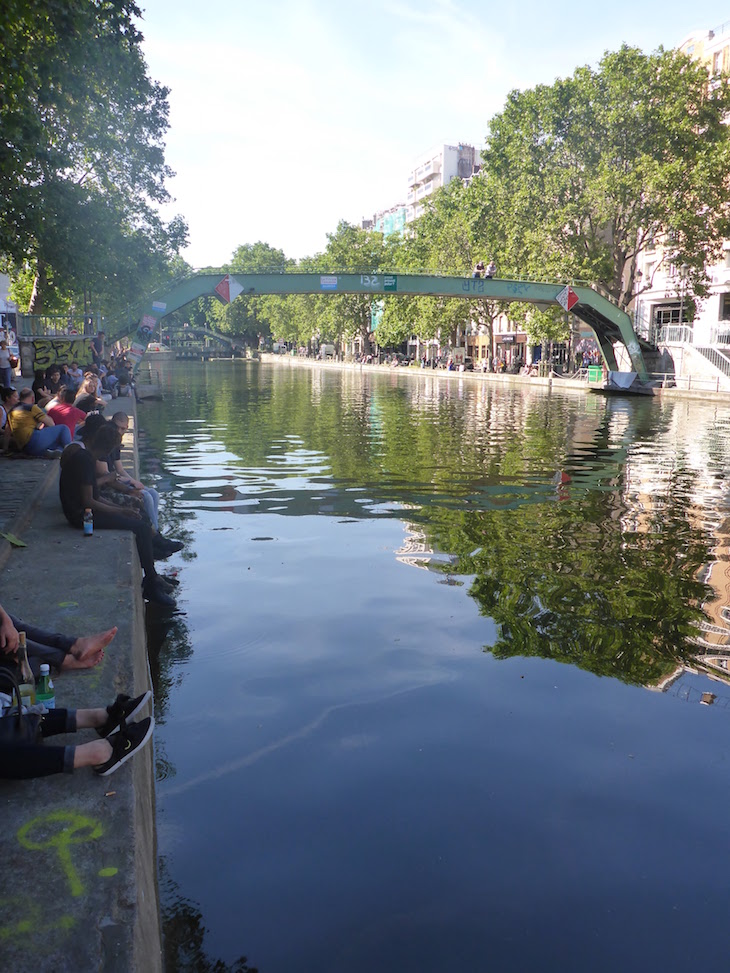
[630,21,730,386]
[405,144,478,223]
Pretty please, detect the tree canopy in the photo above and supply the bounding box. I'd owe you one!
[482,44,730,310]
[0,0,187,313]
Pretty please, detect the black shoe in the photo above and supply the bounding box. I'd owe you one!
[156,576,175,594]
[159,536,184,554]
[152,536,184,560]
[97,690,152,738]
[142,577,176,607]
[94,717,155,776]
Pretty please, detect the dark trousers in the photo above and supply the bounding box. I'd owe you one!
[0,708,77,778]
[8,613,75,674]
[88,510,156,579]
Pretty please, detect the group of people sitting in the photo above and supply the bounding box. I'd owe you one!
[0,602,155,779]
[0,357,133,458]
[1,363,183,607]
[0,352,176,779]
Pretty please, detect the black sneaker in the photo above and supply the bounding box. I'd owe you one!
[97,690,152,738]
[94,717,155,776]
[153,536,184,558]
[142,577,176,607]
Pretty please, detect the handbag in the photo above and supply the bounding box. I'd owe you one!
[0,666,42,745]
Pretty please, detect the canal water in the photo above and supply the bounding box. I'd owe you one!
[139,361,730,973]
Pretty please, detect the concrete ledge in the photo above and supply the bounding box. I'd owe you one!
[0,397,162,972]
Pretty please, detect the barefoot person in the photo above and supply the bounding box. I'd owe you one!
[0,687,154,779]
[0,601,117,674]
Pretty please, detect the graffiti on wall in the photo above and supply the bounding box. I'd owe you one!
[27,337,94,371]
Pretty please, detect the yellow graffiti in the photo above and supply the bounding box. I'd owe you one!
[0,895,75,941]
[32,337,93,370]
[17,809,103,897]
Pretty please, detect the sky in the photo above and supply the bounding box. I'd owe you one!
[137,0,729,268]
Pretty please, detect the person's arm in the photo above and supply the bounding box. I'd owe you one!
[80,482,141,519]
[0,604,19,656]
[112,458,144,491]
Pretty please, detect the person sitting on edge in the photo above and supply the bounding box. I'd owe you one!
[472,261,485,279]
[89,415,183,559]
[46,388,88,440]
[59,422,176,606]
[5,386,71,457]
[485,259,496,278]
[0,601,116,675]
[0,687,154,779]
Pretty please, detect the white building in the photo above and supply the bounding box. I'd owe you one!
[405,144,478,223]
[629,22,730,387]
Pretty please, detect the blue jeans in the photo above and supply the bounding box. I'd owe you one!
[24,425,72,455]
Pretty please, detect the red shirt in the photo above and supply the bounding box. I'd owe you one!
[46,401,86,438]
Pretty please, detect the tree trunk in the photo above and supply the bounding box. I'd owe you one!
[28,261,48,314]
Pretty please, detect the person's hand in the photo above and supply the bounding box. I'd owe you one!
[0,609,19,655]
[124,508,142,520]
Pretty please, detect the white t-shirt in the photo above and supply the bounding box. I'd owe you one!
[0,348,10,369]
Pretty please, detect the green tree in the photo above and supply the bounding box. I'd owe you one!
[376,178,509,354]
[208,242,294,345]
[317,221,388,353]
[0,0,187,312]
[482,44,730,309]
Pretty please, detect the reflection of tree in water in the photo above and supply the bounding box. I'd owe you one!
[145,609,195,783]
[137,422,197,559]
[419,488,711,687]
[159,859,259,973]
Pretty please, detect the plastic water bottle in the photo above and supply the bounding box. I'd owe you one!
[36,664,55,710]
[17,632,36,707]
[83,507,93,536]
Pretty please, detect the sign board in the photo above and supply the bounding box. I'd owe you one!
[556,285,579,312]
[320,275,338,291]
[383,275,398,291]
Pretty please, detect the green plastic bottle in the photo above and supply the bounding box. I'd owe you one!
[36,663,55,710]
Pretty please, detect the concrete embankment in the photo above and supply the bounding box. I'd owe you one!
[261,353,730,401]
[0,394,161,973]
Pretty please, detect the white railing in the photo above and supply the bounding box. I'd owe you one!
[658,325,694,345]
[709,327,730,345]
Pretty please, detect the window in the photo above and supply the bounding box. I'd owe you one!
[654,303,690,326]
[720,293,730,321]
[713,51,722,73]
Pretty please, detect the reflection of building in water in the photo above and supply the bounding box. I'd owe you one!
[596,401,730,682]
[395,524,433,569]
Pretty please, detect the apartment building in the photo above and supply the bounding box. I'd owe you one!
[631,21,730,385]
[405,144,478,223]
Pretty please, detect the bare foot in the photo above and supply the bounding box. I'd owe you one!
[62,626,118,670]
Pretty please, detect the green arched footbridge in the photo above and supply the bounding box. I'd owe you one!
[128,272,650,380]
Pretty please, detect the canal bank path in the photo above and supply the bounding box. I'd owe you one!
[0,389,161,973]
